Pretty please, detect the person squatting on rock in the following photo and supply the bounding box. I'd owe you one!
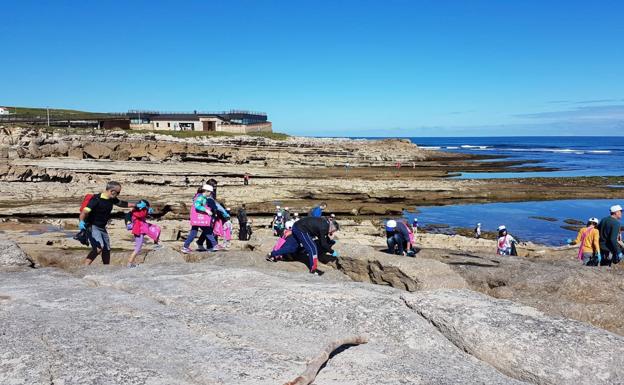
[496,225,517,256]
[568,217,601,266]
[597,204,623,266]
[237,204,248,240]
[79,181,134,265]
[126,199,161,268]
[268,220,296,262]
[268,216,339,273]
[385,219,415,256]
[182,184,219,254]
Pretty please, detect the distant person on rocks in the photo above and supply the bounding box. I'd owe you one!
[184,176,190,187]
[597,205,623,266]
[243,173,250,186]
[412,218,419,235]
[272,212,285,237]
[283,207,291,222]
[246,218,253,240]
[237,205,248,240]
[496,225,517,256]
[568,217,601,266]
[181,184,218,254]
[220,210,233,249]
[474,223,482,239]
[309,202,327,218]
[79,181,134,265]
[293,212,300,222]
[268,216,339,273]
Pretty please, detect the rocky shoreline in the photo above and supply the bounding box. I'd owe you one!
[1,126,624,384]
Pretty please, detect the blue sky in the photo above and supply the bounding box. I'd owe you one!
[1,0,623,136]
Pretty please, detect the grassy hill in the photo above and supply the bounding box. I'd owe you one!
[4,106,113,118]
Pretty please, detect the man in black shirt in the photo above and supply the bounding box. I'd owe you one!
[79,181,132,265]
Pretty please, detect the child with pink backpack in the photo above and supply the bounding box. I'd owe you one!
[126,199,161,268]
[182,185,218,254]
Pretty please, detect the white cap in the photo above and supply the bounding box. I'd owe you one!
[294,212,299,216]
[276,205,281,209]
[330,213,336,218]
[497,225,506,231]
[413,218,418,222]
[284,207,289,210]
[588,217,599,224]
[477,223,481,226]
[202,184,213,192]
[277,212,283,216]
[285,220,295,229]
[386,220,397,228]
[610,204,622,213]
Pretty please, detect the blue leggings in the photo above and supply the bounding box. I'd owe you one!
[184,226,215,248]
[293,227,318,269]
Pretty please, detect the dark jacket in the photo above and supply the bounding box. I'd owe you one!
[85,193,129,228]
[598,216,622,255]
[237,208,247,224]
[294,216,332,253]
[394,221,411,242]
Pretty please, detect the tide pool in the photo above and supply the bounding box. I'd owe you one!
[404,199,623,246]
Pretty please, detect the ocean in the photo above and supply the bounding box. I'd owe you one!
[410,136,624,179]
[393,136,624,245]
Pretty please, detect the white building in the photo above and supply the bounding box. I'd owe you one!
[0,107,10,115]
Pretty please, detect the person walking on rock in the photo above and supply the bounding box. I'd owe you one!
[569,217,601,266]
[598,205,623,266]
[79,181,134,265]
[126,199,161,268]
[182,184,218,254]
[237,204,248,241]
[496,225,517,256]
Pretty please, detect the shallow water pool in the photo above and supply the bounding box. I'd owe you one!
[404,199,623,246]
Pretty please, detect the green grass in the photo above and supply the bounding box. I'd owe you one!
[7,106,114,118]
[143,130,289,140]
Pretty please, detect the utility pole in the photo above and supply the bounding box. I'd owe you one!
[46,107,50,127]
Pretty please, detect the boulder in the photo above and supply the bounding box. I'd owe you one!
[402,289,624,385]
[336,244,468,291]
[83,143,112,159]
[142,246,185,264]
[0,145,8,159]
[0,238,34,268]
[68,147,84,159]
[109,149,131,161]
